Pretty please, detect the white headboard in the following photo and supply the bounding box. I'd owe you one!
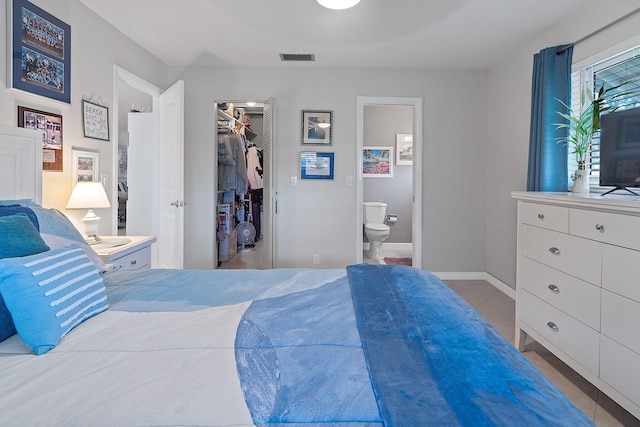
[0,125,43,204]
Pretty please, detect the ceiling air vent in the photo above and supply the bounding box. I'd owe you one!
[280,53,315,62]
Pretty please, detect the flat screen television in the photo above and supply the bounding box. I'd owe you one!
[599,106,640,195]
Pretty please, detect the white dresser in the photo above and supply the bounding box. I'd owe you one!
[512,191,640,419]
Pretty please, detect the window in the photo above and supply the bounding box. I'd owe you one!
[571,46,640,187]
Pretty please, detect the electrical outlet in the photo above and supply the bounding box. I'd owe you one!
[313,254,320,265]
[291,176,297,186]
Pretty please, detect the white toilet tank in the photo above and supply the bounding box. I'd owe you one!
[363,202,387,224]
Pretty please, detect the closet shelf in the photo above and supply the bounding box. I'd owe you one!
[217,108,258,141]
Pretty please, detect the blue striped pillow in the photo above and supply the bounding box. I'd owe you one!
[0,244,108,355]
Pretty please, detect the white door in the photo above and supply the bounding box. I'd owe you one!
[157,80,185,268]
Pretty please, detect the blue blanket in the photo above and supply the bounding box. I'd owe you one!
[346,264,594,426]
[102,265,593,426]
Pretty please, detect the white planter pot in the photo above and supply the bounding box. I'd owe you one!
[572,169,590,194]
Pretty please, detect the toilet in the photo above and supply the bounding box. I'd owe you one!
[363,202,391,260]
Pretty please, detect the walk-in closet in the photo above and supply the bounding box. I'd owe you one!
[216,101,268,269]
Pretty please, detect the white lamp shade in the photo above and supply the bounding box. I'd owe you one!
[66,181,111,209]
[317,0,360,9]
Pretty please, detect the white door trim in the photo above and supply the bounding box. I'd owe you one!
[356,96,423,269]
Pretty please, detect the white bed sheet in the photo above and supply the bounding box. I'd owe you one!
[0,303,255,426]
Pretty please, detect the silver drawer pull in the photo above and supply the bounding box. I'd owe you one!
[548,247,561,255]
[548,284,560,294]
[595,224,605,232]
[537,213,544,220]
[547,321,559,332]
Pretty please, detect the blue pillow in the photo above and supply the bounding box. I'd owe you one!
[0,213,50,259]
[0,205,40,230]
[0,244,108,355]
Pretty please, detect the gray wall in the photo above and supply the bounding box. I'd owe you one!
[363,105,413,244]
[0,0,167,235]
[486,0,640,288]
[169,66,489,270]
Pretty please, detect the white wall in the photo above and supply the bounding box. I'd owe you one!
[486,0,640,288]
[0,0,167,234]
[170,66,489,270]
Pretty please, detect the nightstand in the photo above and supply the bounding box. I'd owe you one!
[92,236,157,270]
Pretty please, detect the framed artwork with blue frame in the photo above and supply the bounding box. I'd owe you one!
[301,152,334,180]
[8,0,71,103]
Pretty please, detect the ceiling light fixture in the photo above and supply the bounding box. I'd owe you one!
[317,0,360,10]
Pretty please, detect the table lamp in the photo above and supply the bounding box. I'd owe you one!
[66,181,111,245]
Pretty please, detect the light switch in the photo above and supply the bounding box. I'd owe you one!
[291,176,297,186]
[346,176,353,186]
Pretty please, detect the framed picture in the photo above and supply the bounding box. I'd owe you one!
[8,0,71,103]
[301,152,334,180]
[82,100,110,141]
[71,149,99,188]
[18,106,63,171]
[363,146,393,178]
[301,110,332,145]
[395,133,413,165]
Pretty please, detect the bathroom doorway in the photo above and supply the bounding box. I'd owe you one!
[356,97,423,269]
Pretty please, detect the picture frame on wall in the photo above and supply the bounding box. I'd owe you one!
[363,146,393,178]
[82,100,110,141]
[301,110,332,145]
[300,152,334,180]
[18,106,63,171]
[71,149,99,188]
[8,0,71,103]
[395,133,413,165]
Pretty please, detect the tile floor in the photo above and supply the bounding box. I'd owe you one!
[220,244,640,425]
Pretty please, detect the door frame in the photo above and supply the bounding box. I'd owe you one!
[213,99,274,269]
[356,96,423,269]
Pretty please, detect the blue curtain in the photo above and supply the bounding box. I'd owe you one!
[527,45,573,191]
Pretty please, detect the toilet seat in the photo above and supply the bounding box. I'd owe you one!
[365,223,390,232]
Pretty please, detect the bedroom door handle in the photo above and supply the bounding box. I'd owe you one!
[170,200,180,207]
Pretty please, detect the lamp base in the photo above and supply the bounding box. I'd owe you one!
[85,235,103,245]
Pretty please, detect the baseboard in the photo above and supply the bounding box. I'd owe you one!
[432,271,515,300]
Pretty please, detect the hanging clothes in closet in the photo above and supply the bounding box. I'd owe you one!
[218,130,248,194]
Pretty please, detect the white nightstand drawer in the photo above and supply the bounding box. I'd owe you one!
[519,201,569,233]
[520,290,600,376]
[521,224,601,285]
[602,245,640,303]
[94,236,156,270]
[570,209,640,250]
[519,257,600,330]
[601,335,640,409]
[113,247,150,270]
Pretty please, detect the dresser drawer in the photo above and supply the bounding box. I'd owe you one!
[602,289,640,355]
[521,224,601,285]
[520,290,599,375]
[602,245,640,303]
[113,246,151,270]
[520,290,600,375]
[519,257,600,330]
[601,335,640,409]
[519,201,569,232]
[570,209,640,250]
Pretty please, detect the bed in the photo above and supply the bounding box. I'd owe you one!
[0,126,594,426]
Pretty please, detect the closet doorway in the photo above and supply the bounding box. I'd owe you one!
[215,99,274,270]
[356,96,423,269]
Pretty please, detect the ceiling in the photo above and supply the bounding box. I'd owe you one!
[79,0,596,70]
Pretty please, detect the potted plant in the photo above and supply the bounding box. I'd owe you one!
[556,83,632,193]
